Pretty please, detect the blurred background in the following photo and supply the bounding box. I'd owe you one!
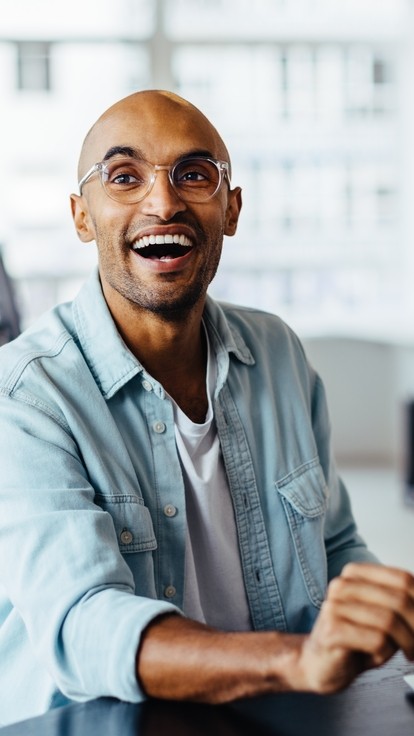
[0,0,413,565]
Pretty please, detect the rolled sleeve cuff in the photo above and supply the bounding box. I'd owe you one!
[63,593,181,703]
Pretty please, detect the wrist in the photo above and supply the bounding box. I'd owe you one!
[267,633,310,692]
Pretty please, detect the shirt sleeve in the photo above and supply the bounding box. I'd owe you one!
[310,373,379,579]
[0,394,179,703]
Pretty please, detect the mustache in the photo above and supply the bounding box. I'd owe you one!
[125,214,205,242]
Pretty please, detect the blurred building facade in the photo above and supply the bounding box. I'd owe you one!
[0,0,412,339]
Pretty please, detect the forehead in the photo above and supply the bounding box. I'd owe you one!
[83,95,225,169]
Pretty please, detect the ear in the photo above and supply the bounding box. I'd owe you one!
[224,187,242,236]
[70,194,96,243]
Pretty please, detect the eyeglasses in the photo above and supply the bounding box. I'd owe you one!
[78,155,230,205]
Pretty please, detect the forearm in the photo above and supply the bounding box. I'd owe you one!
[137,564,414,703]
[136,613,306,704]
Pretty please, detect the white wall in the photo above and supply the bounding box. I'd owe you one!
[303,336,414,466]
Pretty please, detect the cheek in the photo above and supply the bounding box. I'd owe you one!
[195,202,227,238]
[92,211,133,250]
[88,190,133,229]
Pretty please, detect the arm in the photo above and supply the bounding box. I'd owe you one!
[137,563,414,702]
[137,614,305,703]
[137,362,414,701]
[0,396,178,703]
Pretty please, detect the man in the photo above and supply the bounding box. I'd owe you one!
[0,90,413,726]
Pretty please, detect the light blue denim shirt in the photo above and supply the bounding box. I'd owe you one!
[0,269,376,726]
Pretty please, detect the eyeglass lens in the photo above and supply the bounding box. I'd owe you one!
[101,157,222,203]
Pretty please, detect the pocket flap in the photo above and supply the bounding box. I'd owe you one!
[95,494,157,552]
[276,458,328,518]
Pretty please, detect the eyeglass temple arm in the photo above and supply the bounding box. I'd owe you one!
[78,163,100,194]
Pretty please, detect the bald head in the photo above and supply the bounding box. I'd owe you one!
[70,88,242,323]
[77,90,231,183]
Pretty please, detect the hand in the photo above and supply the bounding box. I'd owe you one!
[298,563,414,693]
[137,565,414,702]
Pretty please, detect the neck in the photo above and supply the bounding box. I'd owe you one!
[103,285,209,421]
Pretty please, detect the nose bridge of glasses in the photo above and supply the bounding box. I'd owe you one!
[152,163,176,190]
[143,162,184,207]
[148,163,180,197]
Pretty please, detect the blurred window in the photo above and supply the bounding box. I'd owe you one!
[16,41,51,91]
[0,0,409,337]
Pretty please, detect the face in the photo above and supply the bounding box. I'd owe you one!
[71,92,242,322]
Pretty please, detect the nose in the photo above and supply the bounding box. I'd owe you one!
[140,168,187,220]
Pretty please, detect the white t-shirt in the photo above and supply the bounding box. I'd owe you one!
[170,326,252,632]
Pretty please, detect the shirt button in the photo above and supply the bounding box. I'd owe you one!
[120,529,133,545]
[163,504,177,518]
[142,379,153,392]
[164,585,176,598]
[153,420,166,434]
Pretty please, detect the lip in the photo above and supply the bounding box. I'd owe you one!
[131,246,195,273]
[129,224,197,273]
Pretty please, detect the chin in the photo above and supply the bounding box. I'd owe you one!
[144,294,203,321]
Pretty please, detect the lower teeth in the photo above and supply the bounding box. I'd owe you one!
[147,255,175,261]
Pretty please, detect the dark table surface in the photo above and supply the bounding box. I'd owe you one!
[2,654,414,735]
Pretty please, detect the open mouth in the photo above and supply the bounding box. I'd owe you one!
[131,233,193,261]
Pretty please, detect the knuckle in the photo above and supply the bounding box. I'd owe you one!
[318,603,338,639]
[371,647,389,667]
[381,608,399,631]
[320,598,339,621]
[388,567,414,592]
[327,577,345,598]
[371,630,388,655]
[342,562,358,575]
[394,589,411,613]
[397,569,414,587]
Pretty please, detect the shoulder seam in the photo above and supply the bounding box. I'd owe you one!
[0,386,71,430]
[1,332,74,394]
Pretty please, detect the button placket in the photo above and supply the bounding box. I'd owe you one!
[146,400,185,608]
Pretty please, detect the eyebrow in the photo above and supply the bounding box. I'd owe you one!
[101,146,219,163]
[102,145,144,161]
[175,149,217,162]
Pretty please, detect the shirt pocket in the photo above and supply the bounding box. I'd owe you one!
[95,493,157,553]
[95,493,158,597]
[275,457,328,608]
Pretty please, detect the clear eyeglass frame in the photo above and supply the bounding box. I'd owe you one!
[78,155,231,204]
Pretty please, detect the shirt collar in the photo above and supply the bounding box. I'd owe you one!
[203,295,255,367]
[72,269,143,399]
[72,269,255,400]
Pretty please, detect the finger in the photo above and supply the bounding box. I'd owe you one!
[327,598,414,660]
[341,563,414,593]
[328,574,414,609]
[327,576,414,635]
[315,600,397,667]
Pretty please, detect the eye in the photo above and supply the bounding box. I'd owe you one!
[104,159,148,188]
[174,159,217,187]
[112,172,140,185]
[179,169,207,182]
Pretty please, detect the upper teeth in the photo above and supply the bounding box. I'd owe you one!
[133,233,192,249]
